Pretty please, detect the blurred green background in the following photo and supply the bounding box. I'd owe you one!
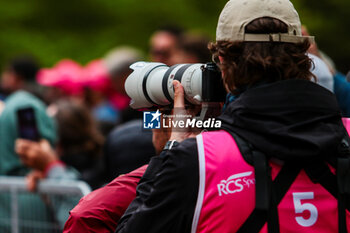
[0,0,348,73]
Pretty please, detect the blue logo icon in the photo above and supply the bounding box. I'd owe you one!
[143,110,161,129]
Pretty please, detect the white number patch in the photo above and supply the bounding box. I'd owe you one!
[292,192,318,227]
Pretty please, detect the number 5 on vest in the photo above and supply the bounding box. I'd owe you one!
[293,192,318,227]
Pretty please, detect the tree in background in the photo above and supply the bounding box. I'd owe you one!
[0,0,348,73]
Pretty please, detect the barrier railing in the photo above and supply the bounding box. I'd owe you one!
[0,176,91,233]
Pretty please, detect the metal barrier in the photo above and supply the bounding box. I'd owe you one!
[0,176,91,233]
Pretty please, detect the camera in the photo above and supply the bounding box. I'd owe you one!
[125,62,226,110]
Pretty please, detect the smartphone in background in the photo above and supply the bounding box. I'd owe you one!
[16,107,40,141]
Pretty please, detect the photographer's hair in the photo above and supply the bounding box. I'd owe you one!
[209,17,314,94]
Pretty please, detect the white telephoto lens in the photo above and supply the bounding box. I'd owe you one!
[125,62,168,109]
[125,62,205,109]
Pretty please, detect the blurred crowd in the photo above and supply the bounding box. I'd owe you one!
[0,26,213,232]
[0,25,212,185]
[0,21,349,232]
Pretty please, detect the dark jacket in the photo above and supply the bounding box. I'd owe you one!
[115,79,347,233]
[104,120,155,182]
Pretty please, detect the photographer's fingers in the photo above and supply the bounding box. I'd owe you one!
[173,80,185,109]
[173,79,187,121]
[172,80,186,132]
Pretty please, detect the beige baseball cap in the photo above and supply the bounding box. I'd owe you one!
[216,0,314,43]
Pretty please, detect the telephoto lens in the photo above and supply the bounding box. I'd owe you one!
[124,61,226,110]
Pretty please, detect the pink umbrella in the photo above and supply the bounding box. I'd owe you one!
[82,59,111,93]
[37,59,84,96]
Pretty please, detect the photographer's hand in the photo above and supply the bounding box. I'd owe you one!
[169,80,201,142]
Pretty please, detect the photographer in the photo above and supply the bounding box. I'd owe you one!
[116,0,350,232]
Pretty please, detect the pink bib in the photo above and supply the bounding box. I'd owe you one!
[192,126,350,233]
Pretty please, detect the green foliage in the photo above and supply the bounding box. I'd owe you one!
[293,0,350,73]
[0,0,348,73]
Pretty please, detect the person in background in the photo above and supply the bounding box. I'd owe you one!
[0,56,78,232]
[0,87,5,101]
[302,25,350,117]
[38,58,119,136]
[149,26,184,66]
[63,124,168,233]
[302,25,336,75]
[54,100,105,189]
[301,26,334,92]
[0,100,4,115]
[13,101,104,228]
[103,46,144,124]
[0,55,43,99]
[13,138,80,231]
[82,59,119,135]
[308,53,334,92]
[169,33,212,65]
[36,59,84,105]
[334,71,350,117]
[0,55,55,176]
[104,120,155,182]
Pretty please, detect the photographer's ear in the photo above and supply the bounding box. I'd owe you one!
[218,56,225,77]
[218,56,232,93]
[173,80,185,109]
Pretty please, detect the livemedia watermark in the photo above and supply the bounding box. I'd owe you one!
[143,110,221,130]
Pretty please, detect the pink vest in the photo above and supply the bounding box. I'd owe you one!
[192,120,350,233]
